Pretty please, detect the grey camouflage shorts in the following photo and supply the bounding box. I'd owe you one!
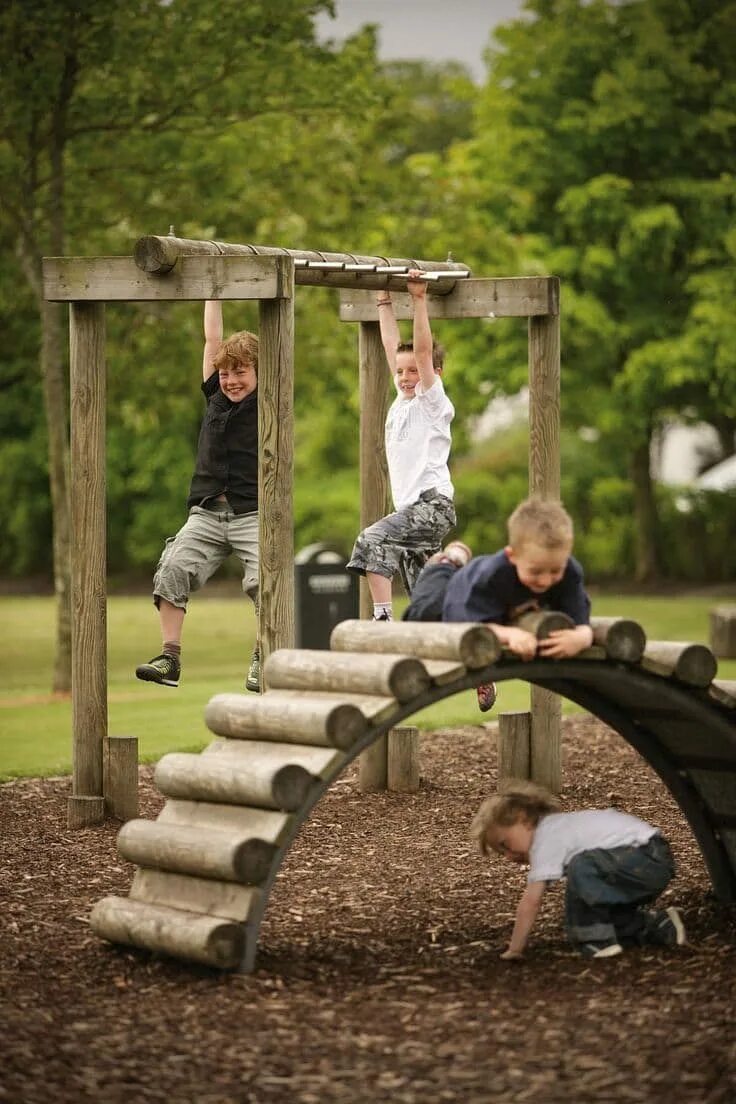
[346,489,456,593]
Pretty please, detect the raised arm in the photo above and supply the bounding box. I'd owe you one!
[375,291,400,374]
[202,300,223,382]
[406,269,436,391]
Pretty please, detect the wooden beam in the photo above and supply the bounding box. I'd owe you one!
[133,234,470,293]
[69,301,107,828]
[43,255,285,302]
[258,258,295,663]
[340,277,559,321]
[528,311,562,794]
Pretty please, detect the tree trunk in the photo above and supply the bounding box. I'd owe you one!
[630,437,659,583]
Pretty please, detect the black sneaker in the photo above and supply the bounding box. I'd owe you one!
[645,907,686,947]
[245,646,261,693]
[578,940,623,959]
[135,653,180,687]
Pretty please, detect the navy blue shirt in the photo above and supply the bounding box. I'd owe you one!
[442,550,590,625]
[187,373,258,514]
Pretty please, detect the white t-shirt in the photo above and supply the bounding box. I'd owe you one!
[527,809,658,884]
[385,375,454,511]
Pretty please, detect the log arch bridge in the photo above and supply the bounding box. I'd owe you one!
[91,617,736,972]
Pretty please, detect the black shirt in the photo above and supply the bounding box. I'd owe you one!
[186,373,258,514]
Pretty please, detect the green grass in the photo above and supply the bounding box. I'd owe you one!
[1,591,734,779]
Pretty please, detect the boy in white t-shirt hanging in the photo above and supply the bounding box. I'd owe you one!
[470,780,686,960]
[346,270,456,620]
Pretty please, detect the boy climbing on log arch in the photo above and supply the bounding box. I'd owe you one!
[346,271,456,620]
[470,779,686,959]
[135,300,261,692]
[404,497,593,712]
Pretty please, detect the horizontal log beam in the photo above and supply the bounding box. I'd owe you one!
[130,868,260,923]
[263,648,431,703]
[204,689,370,750]
[339,277,559,320]
[117,819,274,884]
[134,235,470,294]
[89,895,245,968]
[330,619,501,669]
[43,255,289,302]
[512,610,574,638]
[641,641,718,688]
[590,617,647,663]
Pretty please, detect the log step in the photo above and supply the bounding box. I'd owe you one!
[204,688,395,750]
[90,895,245,969]
[330,620,500,668]
[155,740,341,811]
[264,648,432,703]
[117,819,276,884]
[130,868,261,923]
[590,617,647,663]
[641,641,718,688]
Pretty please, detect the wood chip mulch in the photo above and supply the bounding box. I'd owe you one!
[1,715,735,1104]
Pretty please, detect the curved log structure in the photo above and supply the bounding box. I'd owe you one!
[92,619,736,972]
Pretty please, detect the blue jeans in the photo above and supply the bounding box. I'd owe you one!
[564,835,675,946]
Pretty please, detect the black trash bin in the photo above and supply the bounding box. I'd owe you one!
[294,543,359,650]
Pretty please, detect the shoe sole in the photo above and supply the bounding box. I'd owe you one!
[477,685,497,713]
[592,942,623,958]
[665,906,686,946]
[136,669,179,687]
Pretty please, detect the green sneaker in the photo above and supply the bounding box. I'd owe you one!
[245,646,261,693]
[135,653,180,687]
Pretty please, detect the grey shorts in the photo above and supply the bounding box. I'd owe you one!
[346,489,456,592]
[153,505,259,610]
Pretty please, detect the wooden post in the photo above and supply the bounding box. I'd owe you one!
[528,310,562,794]
[387,727,420,793]
[68,302,107,828]
[710,606,736,659]
[357,320,392,793]
[104,735,139,821]
[497,711,532,784]
[258,258,295,667]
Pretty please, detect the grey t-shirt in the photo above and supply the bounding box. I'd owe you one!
[528,809,657,884]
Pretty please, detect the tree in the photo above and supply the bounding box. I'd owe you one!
[0,0,378,688]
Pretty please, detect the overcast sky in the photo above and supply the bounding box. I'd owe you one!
[314,0,526,82]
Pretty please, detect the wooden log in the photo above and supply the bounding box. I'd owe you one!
[117,820,273,884]
[130,869,260,922]
[157,799,288,840]
[387,727,420,793]
[359,735,388,793]
[530,689,562,795]
[67,795,105,829]
[512,610,574,638]
[422,658,467,685]
[133,235,470,293]
[103,735,138,821]
[331,619,501,668]
[340,277,559,321]
[90,895,245,969]
[708,680,736,710]
[204,690,376,750]
[43,255,282,302]
[69,302,107,822]
[590,617,647,663]
[258,264,295,665]
[498,712,532,784]
[263,648,431,703]
[710,606,736,659]
[641,641,718,688]
[155,741,338,811]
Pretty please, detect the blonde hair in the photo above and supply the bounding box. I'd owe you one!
[469,780,562,856]
[212,330,259,374]
[507,497,573,552]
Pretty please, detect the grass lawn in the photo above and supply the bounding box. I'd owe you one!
[1,589,734,779]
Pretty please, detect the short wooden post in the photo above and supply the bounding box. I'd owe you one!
[258,258,295,666]
[710,606,736,659]
[528,308,562,795]
[497,711,531,784]
[387,726,420,793]
[104,735,139,821]
[357,320,392,792]
[68,301,107,829]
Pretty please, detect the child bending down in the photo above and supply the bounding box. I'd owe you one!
[470,780,686,960]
